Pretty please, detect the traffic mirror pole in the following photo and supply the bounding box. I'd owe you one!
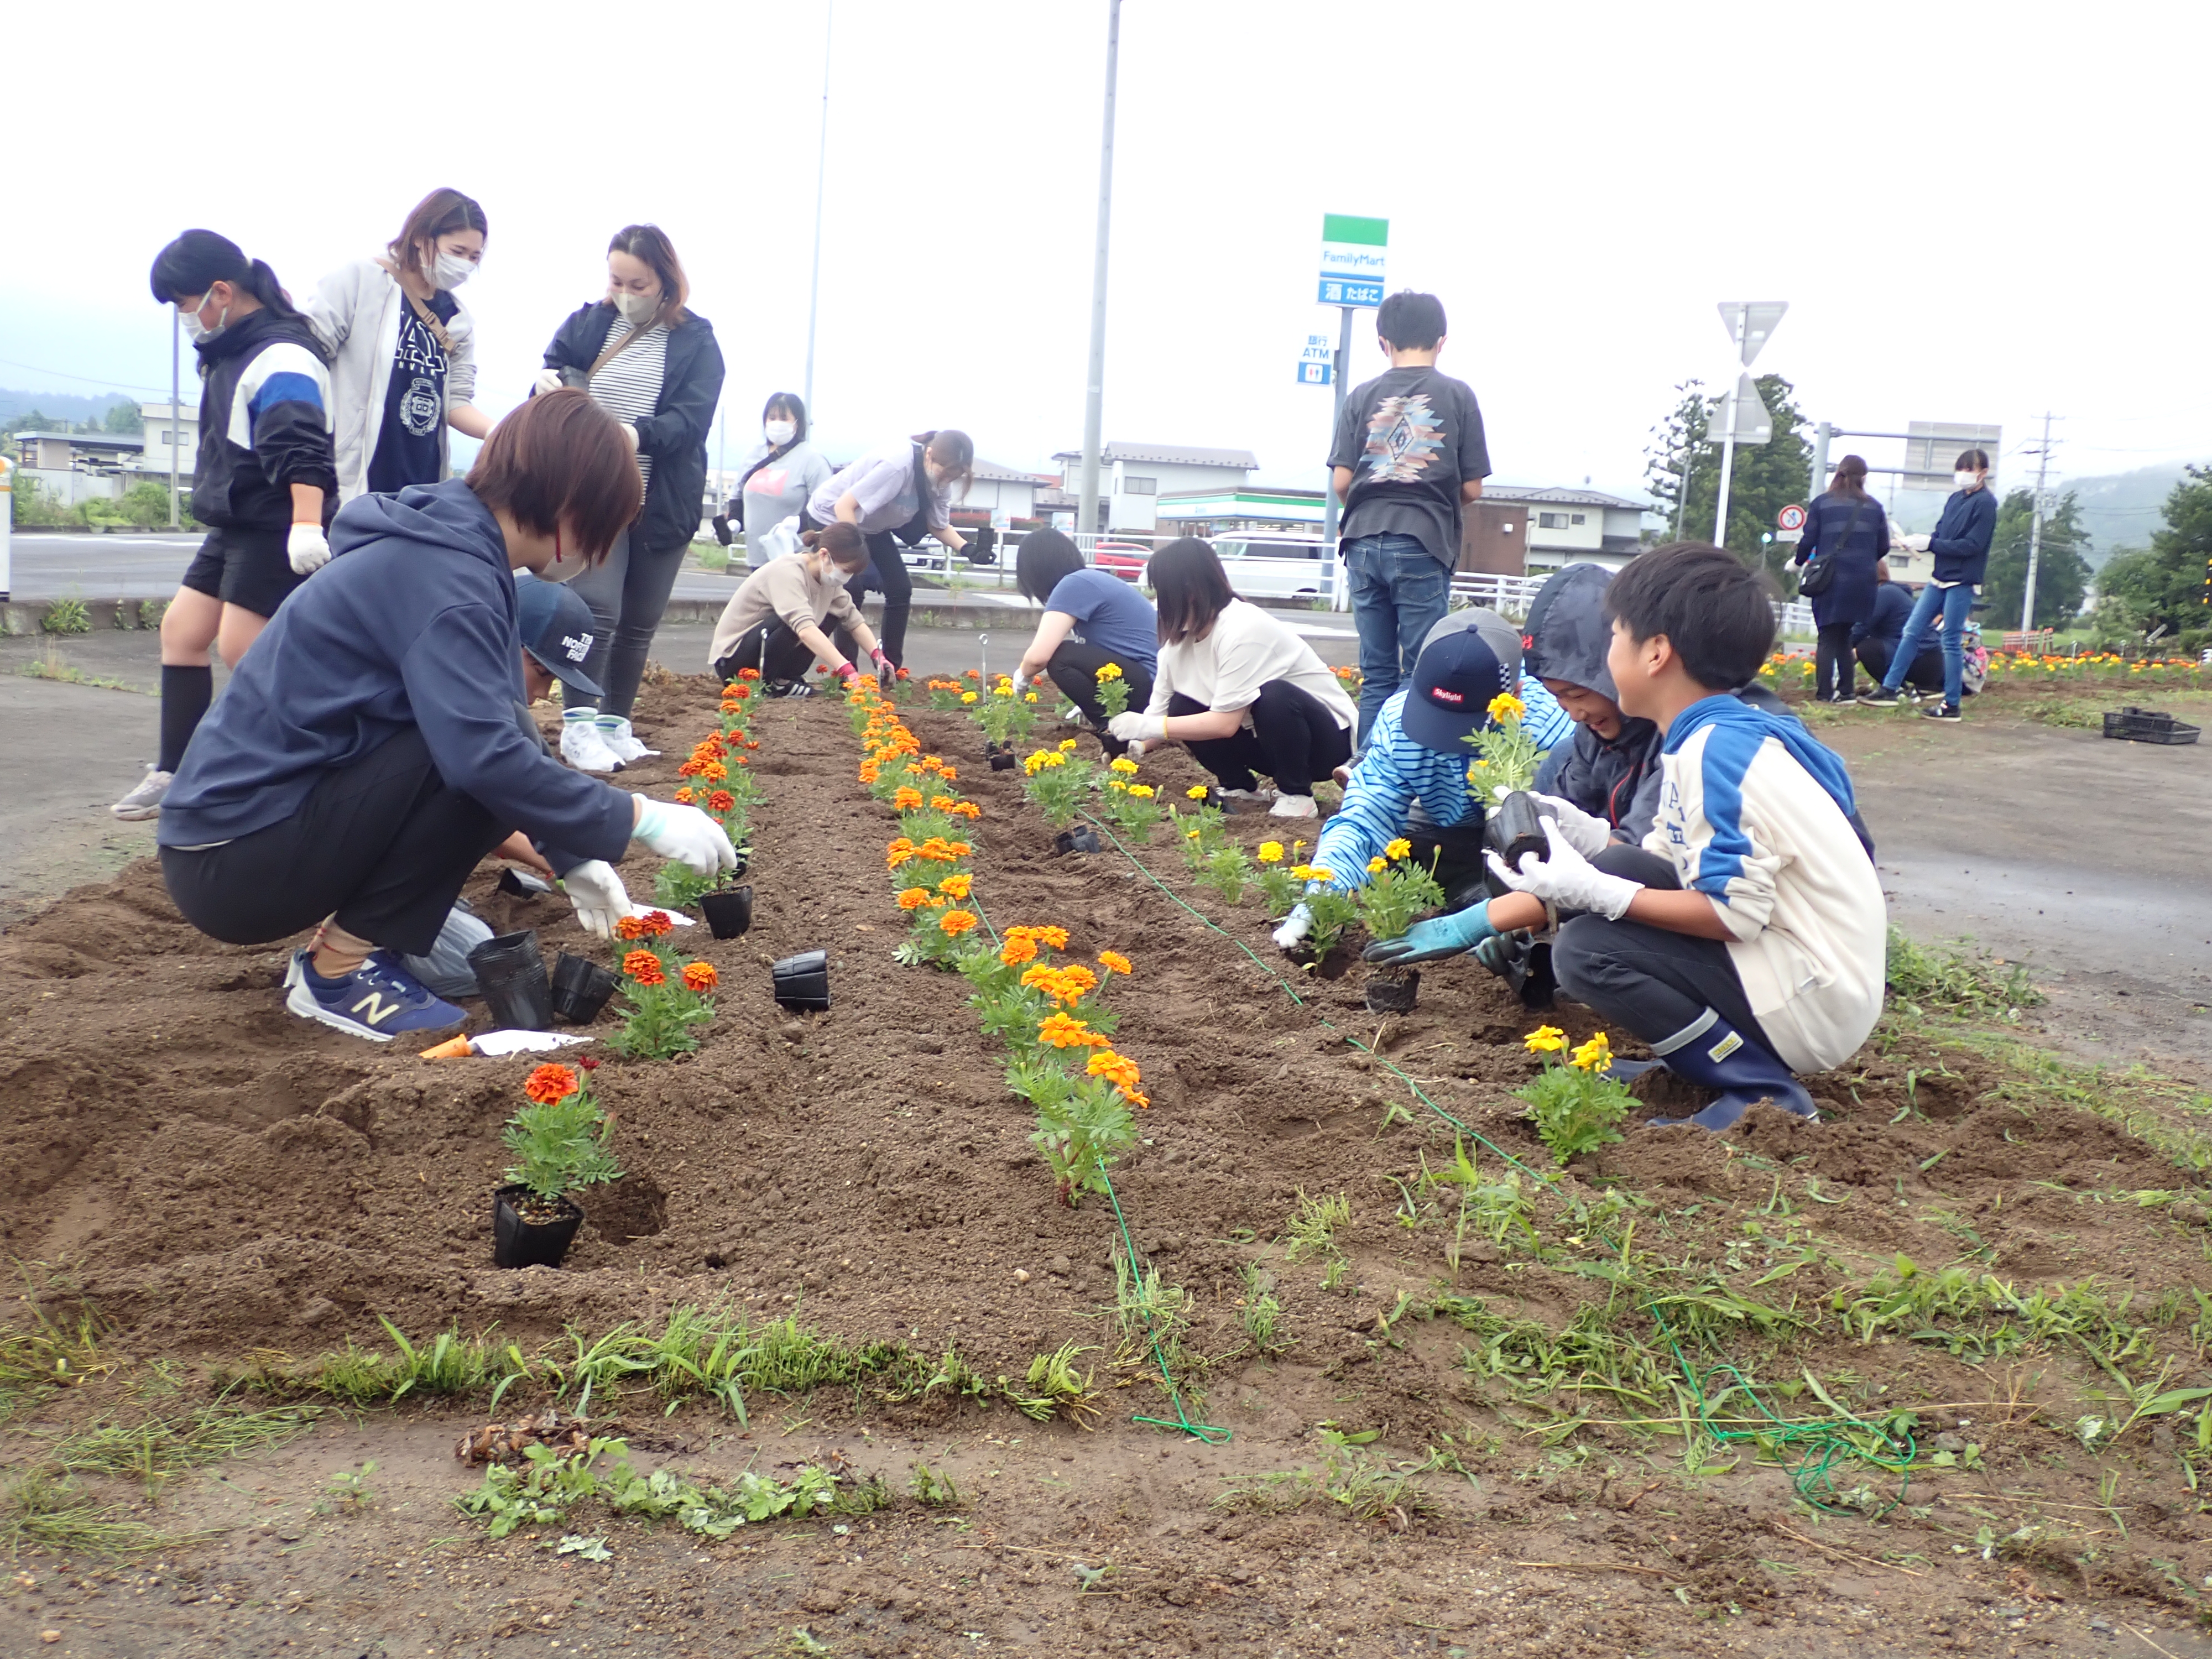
[1710,304,1746,547]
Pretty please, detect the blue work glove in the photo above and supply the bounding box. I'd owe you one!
[1363,904,1498,966]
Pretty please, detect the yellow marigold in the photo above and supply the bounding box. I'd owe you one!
[1288,864,1313,880]
[1037,1011,1108,1049]
[961,691,978,703]
[1094,662,1124,682]
[1126,784,1154,799]
[1488,691,1525,723]
[1097,950,1133,977]
[937,873,973,900]
[1367,855,1387,874]
[1570,1032,1613,1073]
[938,909,979,937]
[1186,785,1209,800]
[1058,737,1079,752]
[1256,841,1284,863]
[1025,692,1039,702]
[1306,865,1333,883]
[1384,837,1413,862]
[1108,756,1139,775]
[896,887,932,910]
[1523,1025,1567,1055]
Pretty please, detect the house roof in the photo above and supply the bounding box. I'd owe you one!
[972,458,1053,484]
[12,431,144,451]
[1049,442,1259,470]
[1480,484,1652,512]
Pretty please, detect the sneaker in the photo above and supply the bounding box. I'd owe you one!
[1854,687,1902,708]
[560,713,623,773]
[595,714,659,763]
[765,680,815,700]
[1267,793,1319,820]
[110,765,173,821]
[1215,786,1274,815]
[284,950,466,1042]
[1923,702,1963,722]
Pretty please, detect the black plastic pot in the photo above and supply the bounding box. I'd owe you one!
[1487,791,1551,870]
[549,952,618,1025]
[989,750,1017,771]
[497,868,554,898]
[468,930,553,1030]
[701,884,755,940]
[727,850,750,881]
[771,948,831,1011]
[492,1185,584,1269]
[1053,825,1103,855]
[1364,969,1421,1014]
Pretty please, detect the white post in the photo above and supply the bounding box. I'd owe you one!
[1319,302,1354,548]
[1076,0,1122,547]
[169,307,181,528]
[1710,304,1747,547]
[2021,410,2052,632]
[802,0,834,415]
[0,455,13,602]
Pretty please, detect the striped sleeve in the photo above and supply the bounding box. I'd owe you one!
[1519,680,1575,752]
[231,340,337,495]
[1311,700,1473,893]
[1669,725,1780,940]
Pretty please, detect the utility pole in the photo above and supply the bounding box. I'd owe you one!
[1076,0,1121,546]
[802,0,834,415]
[2021,410,2054,632]
[169,307,181,528]
[1319,303,1354,547]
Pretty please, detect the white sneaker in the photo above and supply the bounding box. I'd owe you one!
[560,714,623,773]
[111,765,173,821]
[1215,786,1274,815]
[596,715,658,763]
[1268,793,1319,820]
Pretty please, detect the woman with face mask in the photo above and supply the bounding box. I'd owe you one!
[714,393,833,570]
[155,390,735,1043]
[705,523,891,692]
[1857,448,1999,722]
[534,225,727,773]
[306,188,492,503]
[803,429,974,671]
[113,231,340,823]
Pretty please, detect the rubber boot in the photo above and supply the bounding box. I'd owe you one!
[1645,1009,1816,1131]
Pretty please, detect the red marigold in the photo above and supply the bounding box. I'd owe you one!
[681,961,718,992]
[622,950,666,985]
[638,910,675,937]
[707,789,737,812]
[736,666,761,681]
[524,1063,578,1104]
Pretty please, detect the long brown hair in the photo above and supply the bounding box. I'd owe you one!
[389,188,487,270]
[915,429,974,499]
[1830,453,1871,502]
[1149,538,1237,645]
[607,224,690,328]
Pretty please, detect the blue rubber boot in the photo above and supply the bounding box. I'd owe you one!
[1645,1009,1817,1131]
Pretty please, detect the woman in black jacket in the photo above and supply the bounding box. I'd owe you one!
[534,225,725,769]
[1792,453,1890,703]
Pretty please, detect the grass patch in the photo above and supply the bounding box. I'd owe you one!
[0,1469,179,1555]
[1283,1190,1352,1262]
[17,642,149,695]
[1215,1439,1440,1525]
[39,596,91,635]
[1885,927,2043,1019]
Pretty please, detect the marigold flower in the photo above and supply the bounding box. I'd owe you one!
[1095,662,1123,682]
[928,795,958,813]
[1126,784,1154,799]
[937,765,957,782]
[701,761,728,782]
[948,841,972,857]
[1256,841,1284,864]
[961,691,978,703]
[964,669,981,680]
[637,911,674,937]
[893,786,924,810]
[896,887,932,910]
[937,873,973,900]
[728,680,753,697]
[948,800,980,820]
[1488,691,1526,723]
[677,758,706,778]
[1108,757,1139,775]
[1384,837,1413,862]
[707,789,736,813]
[938,909,979,937]
[1086,1050,1145,1104]
[858,763,880,785]
[623,950,666,985]
[673,786,696,805]
[1031,925,1068,948]
[1058,737,1079,752]
[737,666,761,681]
[1523,1025,1567,1055]
[1368,855,1387,874]
[1057,963,1099,999]
[1186,785,1210,801]
[1000,934,1039,967]
[886,838,915,869]
[682,961,719,992]
[1097,950,1133,977]
[1037,1011,1109,1049]
[614,915,645,941]
[1570,1031,1613,1073]
[917,837,958,862]
[524,1063,578,1104]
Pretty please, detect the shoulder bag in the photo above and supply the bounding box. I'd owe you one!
[1797,497,1865,598]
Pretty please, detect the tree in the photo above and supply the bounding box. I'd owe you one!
[1981,488,2090,630]
[2081,466,2212,641]
[1642,374,1814,589]
[103,401,143,435]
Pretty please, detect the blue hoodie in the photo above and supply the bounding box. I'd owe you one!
[158,479,635,860]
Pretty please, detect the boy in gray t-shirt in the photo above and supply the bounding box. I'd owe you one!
[1328,290,1490,745]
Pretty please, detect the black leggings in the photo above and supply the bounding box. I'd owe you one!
[1550,846,1773,1052]
[1813,622,1856,702]
[160,727,512,957]
[712,620,819,686]
[839,530,915,667]
[1167,681,1353,797]
[1855,638,1945,695]
[1045,638,1156,728]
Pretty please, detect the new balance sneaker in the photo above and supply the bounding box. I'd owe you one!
[110,765,173,821]
[1854,687,1903,708]
[595,714,659,763]
[560,711,623,772]
[1923,702,1963,722]
[284,950,467,1042]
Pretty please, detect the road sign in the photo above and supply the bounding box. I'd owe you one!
[1903,421,2002,491]
[1704,375,1773,446]
[1296,331,1334,385]
[1777,503,1807,532]
[1318,213,1387,310]
[1718,301,1788,366]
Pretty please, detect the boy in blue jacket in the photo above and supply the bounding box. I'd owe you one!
[1857,450,1997,721]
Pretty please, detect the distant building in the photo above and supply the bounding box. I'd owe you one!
[11,430,144,472]
[140,401,199,479]
[951,459,1057,529]
[1047,442,1259,533]
[1458,486,1650,575]
[1157,487,1324,541]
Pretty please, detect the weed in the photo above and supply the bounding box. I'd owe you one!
[0,1469,175,1555]
[1214,1442,1438,1527]
[1003,1343,1102,1426]
[1319,1258,1350,1295]
[51,1405,317,1495]
[1885,928,2042,1017]
[1238,1264,1292,1358]
[907,1460,962,1507]
[1284,1191,1352,1262]
[40,595,91,635]
[319,1461,378,1514]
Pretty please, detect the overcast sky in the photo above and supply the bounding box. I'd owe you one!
[9,0,2207,519]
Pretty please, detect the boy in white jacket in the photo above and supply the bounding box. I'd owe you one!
[1486,542,1886,1130]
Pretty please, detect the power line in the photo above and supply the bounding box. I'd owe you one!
[0,355,173,397]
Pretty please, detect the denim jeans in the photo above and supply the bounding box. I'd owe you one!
[1881,581,1975,707]
[1344,531,1451,747]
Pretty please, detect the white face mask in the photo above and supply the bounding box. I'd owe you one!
[1954,469,1979,491]
[764,419,797,446]
[431,249,476,291]
[816,556,855,586]
[614,290,659,326]
[178,289,228,344]
[534,531,591,585]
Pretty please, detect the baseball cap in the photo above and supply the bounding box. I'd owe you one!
[515,573,603,698]
[1420,605,1522,684]
[1399,628,1510,754]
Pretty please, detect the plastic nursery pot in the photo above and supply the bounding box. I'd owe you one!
[497,867,554,899]
[771,948,831,1011]
[492,1185,585,1270]
[989,750,1018,771]
[727,850,751,881]
[1053,825,1103,856]
[468,930,553,1030]
[700,883,755,940]
[1487,791,1550,870]
[1364,969,1421,1014]
[548,952,618,1025]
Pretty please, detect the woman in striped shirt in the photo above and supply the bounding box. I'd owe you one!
[535,225,725,770]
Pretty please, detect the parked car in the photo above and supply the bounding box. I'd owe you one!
[1091,541,1152,583]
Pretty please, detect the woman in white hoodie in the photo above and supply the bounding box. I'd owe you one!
[307,189,493,502]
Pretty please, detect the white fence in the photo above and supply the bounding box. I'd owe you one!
[1451,567,1815,637]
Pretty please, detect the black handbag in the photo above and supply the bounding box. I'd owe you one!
[1797,497,1865,598]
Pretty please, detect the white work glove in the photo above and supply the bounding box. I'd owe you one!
[562,859,631,940]
[1108,711,1168,743]
[1011,670,1029,696]
[1272,902,1313,953]
[1530,792,1613,859]
[631,796,738,876]
[288,524,331,575]
[532,368,564,395]
[1484,819,1641,921]
[1902,533,1932,553]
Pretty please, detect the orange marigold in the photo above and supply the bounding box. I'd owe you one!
[677,758,707,778]
[886,838,915,869]
[999,934,1039,967]
[1087,1048,1143,1094]
[937,873,973,900]
[614,915,645,941]
[947,800,980,820]
[938,909,979,937]
[735,666,761,681]
[1098,951,1133,977]
[929,795,959,813]
[700,761,728,781]
[681,961,718,992]
[893,786,924,810]
[622,950,666,985]
[524,1063,579,1104]
[1031,925,1070,950]
[858,763,880,785]
[672,786,696,805]
[1056,963,1099,999]
[896,887,932,910]
[707,789,736,813]
[936,765,957,782]
[1037,1011,1109,1049]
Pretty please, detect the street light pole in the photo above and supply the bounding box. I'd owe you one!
[802,0,834,415]
[1076,0,1121,546]
[169,307,181,528]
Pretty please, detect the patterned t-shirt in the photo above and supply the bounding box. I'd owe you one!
[588,319,670,488]
[368,289,459,493]
[1327,365,1490,568]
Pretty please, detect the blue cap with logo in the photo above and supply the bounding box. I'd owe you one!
[515,573,602,698]
[1398,627,1509,755]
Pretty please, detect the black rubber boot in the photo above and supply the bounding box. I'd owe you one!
[1645,1009,1815,1131]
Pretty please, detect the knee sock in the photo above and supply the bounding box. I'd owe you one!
[158,665,214,772]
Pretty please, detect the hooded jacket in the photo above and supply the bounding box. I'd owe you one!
[189,307,339,532]
[1927,486,1999,586]
[543,302,724,556]
[157,479,636,860]
[1525,563,1667,841]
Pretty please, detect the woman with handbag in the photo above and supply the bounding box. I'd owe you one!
[1792,454,1889,703]
[534,225,726,771]
[308,188,493,504]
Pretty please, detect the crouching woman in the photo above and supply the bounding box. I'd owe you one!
[158,390,738,1042]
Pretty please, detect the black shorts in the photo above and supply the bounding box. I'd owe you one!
[180,526,305,619]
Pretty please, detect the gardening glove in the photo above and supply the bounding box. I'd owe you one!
[531,368,565,395]
[833,661,860,685]
[1471,928,1528,976]
[1530,792,1612,859]
[1902,532,1932,553]
[1108,711,1167,743]
[630,796,738,877]
[1271,902,1313,953]
[1363,904,1498,966]
[1485,820,1640,921]
[869,646,895,677]
[562,859,630,940]
[287,523,331,575]
[1011,670,1029,695]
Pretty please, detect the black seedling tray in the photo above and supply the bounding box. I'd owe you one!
[2103,706,2201,745]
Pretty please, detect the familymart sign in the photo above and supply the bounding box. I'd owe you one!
[1317,213,1387,307]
